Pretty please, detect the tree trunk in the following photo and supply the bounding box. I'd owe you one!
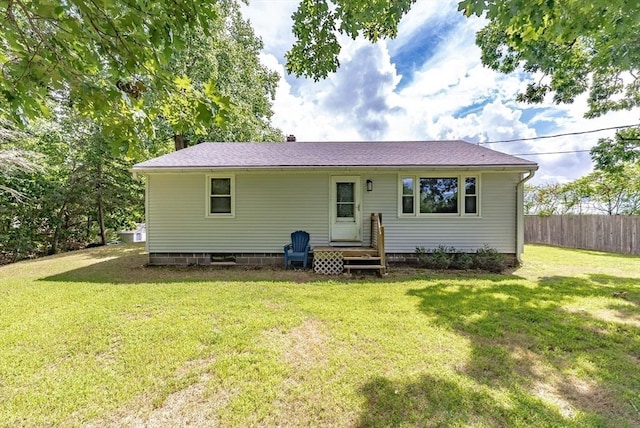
[97,162,107,245]
[97,199,106,245]
[174,134,187,151]
[50,205,66,255]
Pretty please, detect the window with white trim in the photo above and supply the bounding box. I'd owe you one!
[206,175,234,217]
[399,175,480,217]
[401,177,415,214]
[419,177,458,214]
[464,177,478,214]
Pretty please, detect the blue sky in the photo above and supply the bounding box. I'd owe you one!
[241,0,639,184]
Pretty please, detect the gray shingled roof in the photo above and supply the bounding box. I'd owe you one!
[133,141,538,170]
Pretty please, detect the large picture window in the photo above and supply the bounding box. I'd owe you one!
[419,177,458,214]
[207,175,234,217]
[399,175,480,217]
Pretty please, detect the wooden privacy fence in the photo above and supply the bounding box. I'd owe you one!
[525,215,640,255]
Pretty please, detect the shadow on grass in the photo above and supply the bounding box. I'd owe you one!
[379,276,640,426]
[38,243,526,285]
[40,251,331,285]
[356,374,575,427]
[28,243,311,284]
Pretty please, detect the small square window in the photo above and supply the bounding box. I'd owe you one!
[207,176,234,216]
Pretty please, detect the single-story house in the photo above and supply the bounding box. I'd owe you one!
[132,141,538,269]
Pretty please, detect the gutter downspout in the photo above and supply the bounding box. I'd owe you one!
[516,169,536,263]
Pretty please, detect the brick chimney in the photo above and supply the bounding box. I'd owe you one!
[286,134,296,142]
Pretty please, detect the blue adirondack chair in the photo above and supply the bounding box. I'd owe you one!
[284,231,311,269]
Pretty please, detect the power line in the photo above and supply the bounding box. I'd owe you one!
[513,149,592,156]
[482,123,640,145]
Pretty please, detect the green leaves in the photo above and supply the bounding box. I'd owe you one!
[174,75,193,91]
[286,0,415,80]
[0,0,229,145]
[1,0,285,152]
[285,0,640,117]
[458,0,488,17]
[286,0,340,81]
[466,0,640,117]
[526,127,640,216]
[590,128,640,174]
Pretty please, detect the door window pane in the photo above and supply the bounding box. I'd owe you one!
[336,182,355,219]
[337,182,354,202]
[337,204,354,218]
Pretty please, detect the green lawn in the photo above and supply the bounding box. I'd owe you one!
[1,244,639,427]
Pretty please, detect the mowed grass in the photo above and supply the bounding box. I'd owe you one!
[1,244,639,427]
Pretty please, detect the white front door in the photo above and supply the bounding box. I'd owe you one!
[330,176,361,241]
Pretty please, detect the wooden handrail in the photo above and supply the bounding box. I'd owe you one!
[370,213,386,274]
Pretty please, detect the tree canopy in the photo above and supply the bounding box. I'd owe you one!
[5,0,639,135]
[1,0,283,151]
[286,0,640,118]
[524,128,640,216]
[0,0,283,262]
[590,128,640,173]
[462,0,640,118]
[1,0,229,147]
[286,0,416,81]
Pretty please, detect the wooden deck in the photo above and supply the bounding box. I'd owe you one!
[313,246,385,275]
[313,246,378,257]
[312,214,387,275]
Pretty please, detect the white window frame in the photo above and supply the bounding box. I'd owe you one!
[398,174,481,218]
[400,176,416,215]
[206,174,235,218]
[462,175,480,216]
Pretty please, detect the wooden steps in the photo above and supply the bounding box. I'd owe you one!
[343,255,385,275]
[343,256,381,261]
[313,242,386,275]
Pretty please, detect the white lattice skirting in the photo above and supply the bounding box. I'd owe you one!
[313,251,344,275]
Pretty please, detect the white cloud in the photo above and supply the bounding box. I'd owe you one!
[242,1,640,184]
[391,0,460,53]
[240,0,299,59]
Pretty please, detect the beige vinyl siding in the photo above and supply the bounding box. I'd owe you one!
[147,172,330,253]
[146,170,521,254]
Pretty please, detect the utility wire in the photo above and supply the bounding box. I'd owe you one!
[481,123,640,145]
[513,149,592,156]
